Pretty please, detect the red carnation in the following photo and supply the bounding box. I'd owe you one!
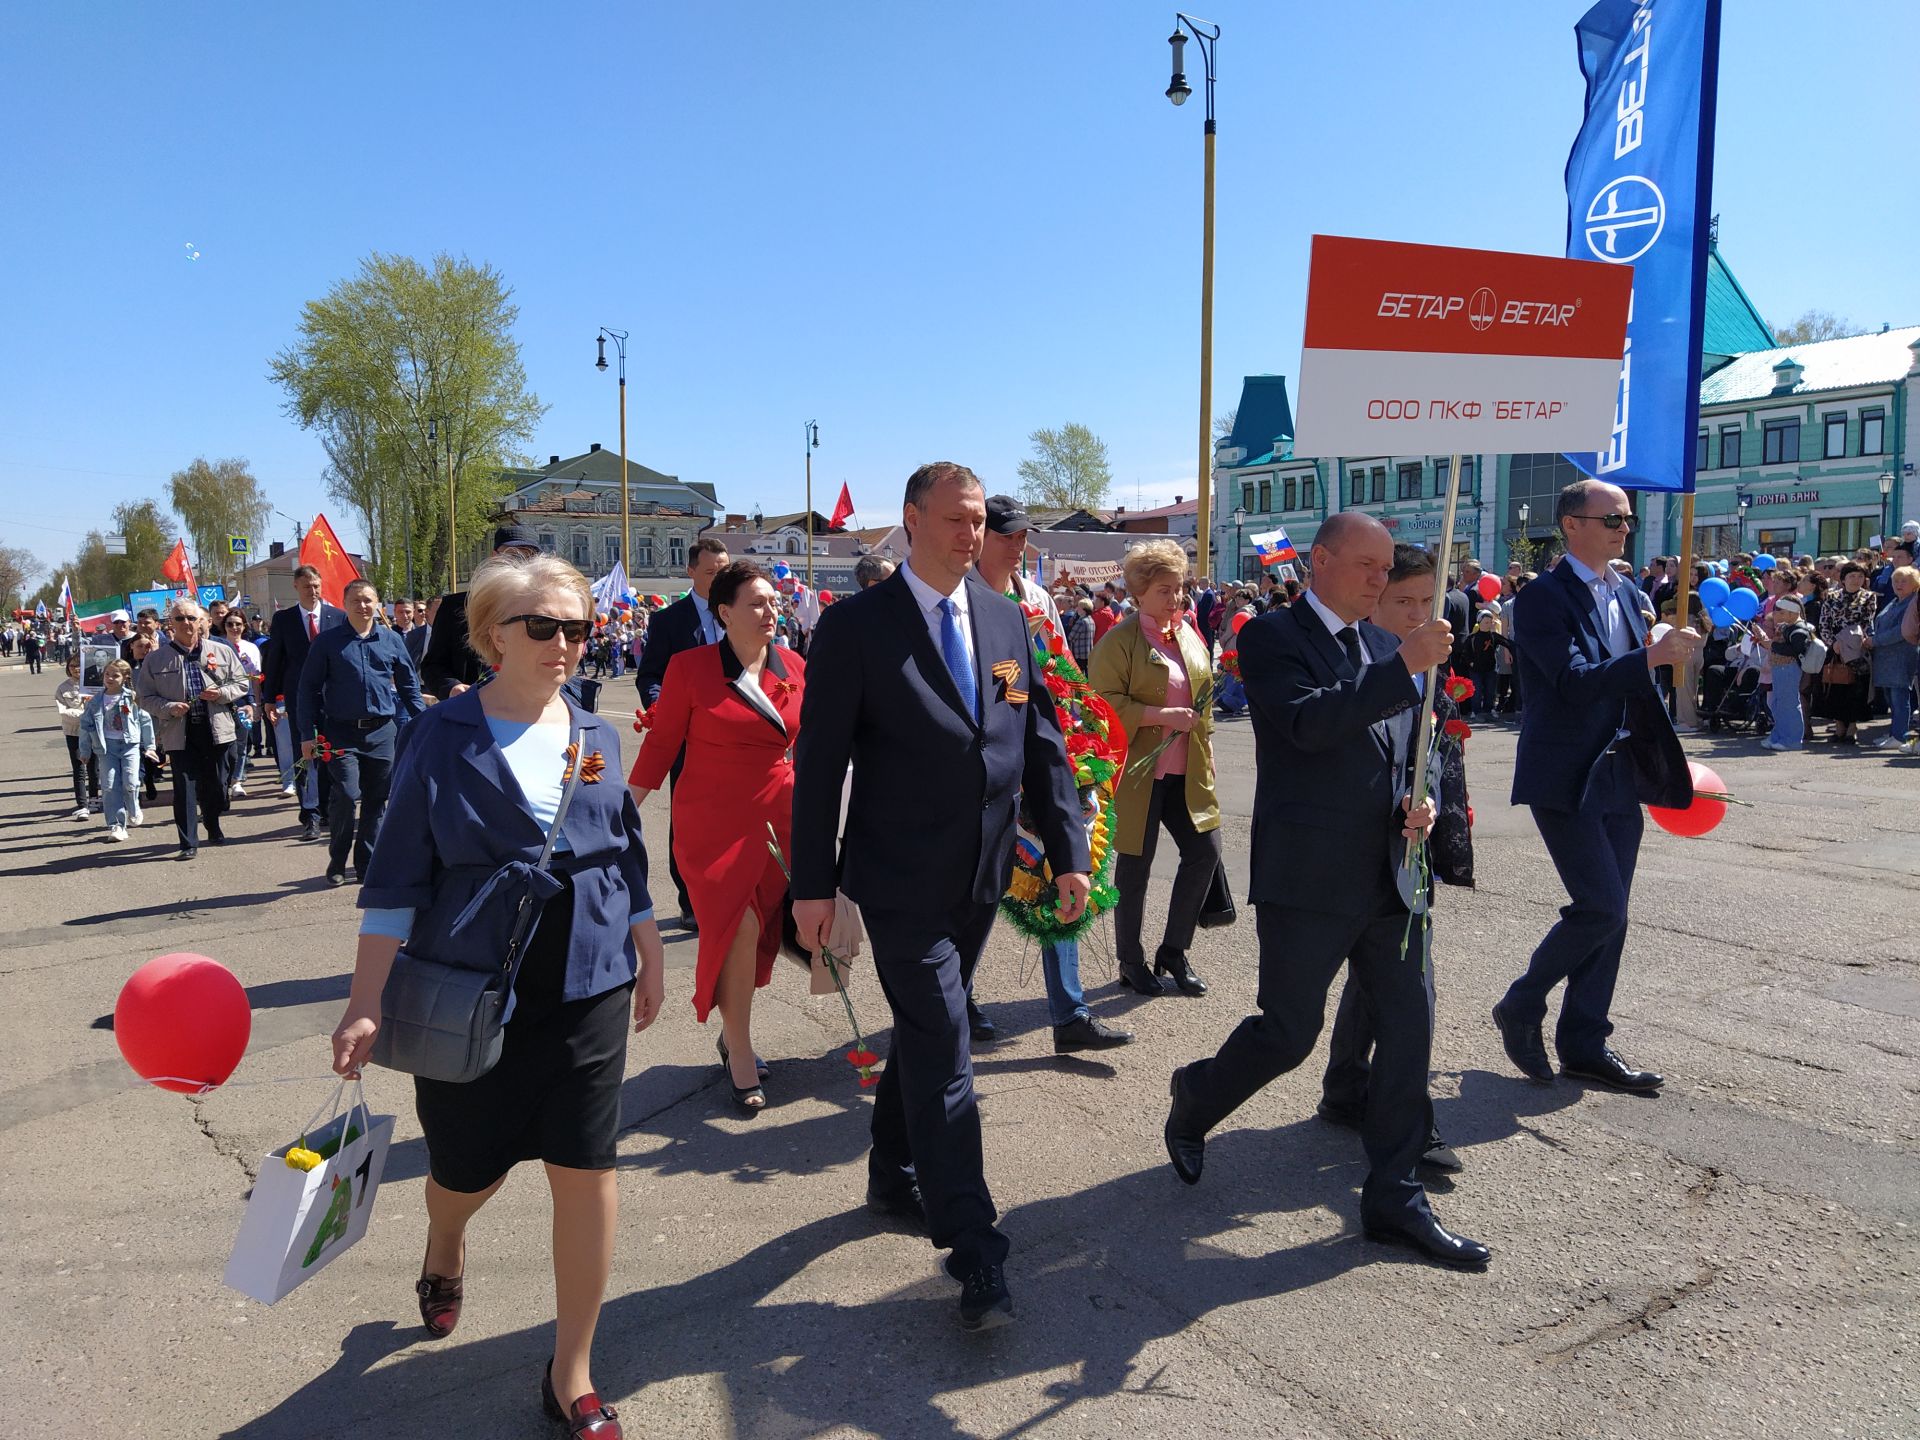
[1444,675,1474,702]
[1443,717,1472,742]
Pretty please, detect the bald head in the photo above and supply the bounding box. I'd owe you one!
[1310,512,1396,622]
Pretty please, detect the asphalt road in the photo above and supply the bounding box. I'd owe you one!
[1,655,1914,1440]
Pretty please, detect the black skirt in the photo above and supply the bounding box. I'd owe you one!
[414,875,634,1193]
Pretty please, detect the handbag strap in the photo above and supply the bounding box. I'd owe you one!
[498,725,588,985]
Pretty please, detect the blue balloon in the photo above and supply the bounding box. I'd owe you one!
[1708,605,1735,629]
[1750,553,1777,571]
[1699,576,1731,607]
[1725,587,1760,621]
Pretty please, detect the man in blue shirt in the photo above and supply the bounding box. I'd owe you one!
[298,579,424,885]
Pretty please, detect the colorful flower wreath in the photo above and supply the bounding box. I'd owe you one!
[998,600,1128,944]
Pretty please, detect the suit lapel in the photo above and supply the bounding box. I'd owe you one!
[885,570,977,729]
[718,639,789,739]
[964,576,1002,730]
[1291,599,1353,685]
[1554,560,1611,660]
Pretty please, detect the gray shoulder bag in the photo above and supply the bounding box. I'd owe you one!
[369,732,586,1084]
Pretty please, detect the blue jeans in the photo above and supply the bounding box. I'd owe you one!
[100,748,142,830]
[1040,939,1088,1026]
[1768,665,1804,747]
[1884,685,1914,742]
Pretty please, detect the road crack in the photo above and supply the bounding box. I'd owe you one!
[191,1098,259,1186]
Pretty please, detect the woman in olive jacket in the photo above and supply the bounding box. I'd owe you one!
[1089,539,1223,998]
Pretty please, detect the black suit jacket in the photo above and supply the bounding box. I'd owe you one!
[262,603,346,727]
[420,593,483,701]
[1511,558,1690,812]
[1239,600,1419,917]
[634,594,708,707]
[791,567,1089,910]
[402,623,430,667]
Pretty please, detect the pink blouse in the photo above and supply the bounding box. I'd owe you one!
[1144,624,1190,779]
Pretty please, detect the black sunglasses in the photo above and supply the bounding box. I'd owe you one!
[504,613,592,644]
[1570,513,1634,530]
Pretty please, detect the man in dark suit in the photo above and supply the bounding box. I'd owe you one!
[1493,480,1699,1094]
[420,527,543,701]
[262,563,346,841]
[792,461,1089,1330]
[1443,556,1483,675]
[634,534,732,926]
[1163,512,1489,1269]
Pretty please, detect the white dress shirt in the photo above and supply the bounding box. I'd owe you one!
[1303,588,1371,665]
[1562,553,1635,657]
[690,591,720,645]
[901,559,975,674]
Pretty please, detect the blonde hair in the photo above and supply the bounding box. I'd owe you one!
[1122,538,1189,599]
[1893,565,1919,594]
[465,551,594,667]
[102,658,133,685]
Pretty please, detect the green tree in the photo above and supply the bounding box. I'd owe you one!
[269,252,546,593]
[1016,423,1112,513]
[36,500,177,608]
[1773,309,1855,346]
[0,544,40,612]
[166,456,272,588]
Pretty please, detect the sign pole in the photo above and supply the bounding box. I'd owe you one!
[1402,452,1463,871]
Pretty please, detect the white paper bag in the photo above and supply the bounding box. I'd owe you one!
[224,1080,393,1304]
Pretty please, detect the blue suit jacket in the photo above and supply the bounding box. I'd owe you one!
[791,567,1089,910]
[362,689,651,1003]
[1240,599,1419,917]
[1511,559,1690,812]
[634,593,707,707]
[262,603,346,726]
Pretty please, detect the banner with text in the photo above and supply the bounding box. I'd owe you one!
[1290,235,1633,458]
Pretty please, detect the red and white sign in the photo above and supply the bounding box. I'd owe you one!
[1291,235,1633,458]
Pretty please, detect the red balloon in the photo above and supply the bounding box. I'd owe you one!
[1475,573,1502,602]
[818,589,833,602]
[1230,611,1251,634]
[1648,760,1729,838]
[115,953,250,1093]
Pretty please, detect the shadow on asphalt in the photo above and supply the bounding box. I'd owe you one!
[62,877,329,925]
[220,1125,1396,1440]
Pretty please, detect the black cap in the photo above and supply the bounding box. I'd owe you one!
[984,495,1031,535]
[493,525,540,553]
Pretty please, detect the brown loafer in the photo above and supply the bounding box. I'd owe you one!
[543,1362,622,1438]
[416,1241,464,1339]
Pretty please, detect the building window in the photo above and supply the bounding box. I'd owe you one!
[1241,481,1255,512]
[1369,466,1386,503]
[1257,477,1271,512]
[633,537,654,569]
[1861,408,1885,455]
[1822,414,1847,460]
[537,530,557,553]
[1817,516,1874,553]
[1397,463,1422,500]
[1300,475,1315,511]
[1754,527,1796,557]
[1696,431,1710,471]
[601,493,619,514]
[1507,452,1588,535]
[1718,425,1741,469]
[1761,419,1800,465]
[1350,470,1367,506]
[571,530,591,569]
[604,534,620,569]
[1692,523,1739,560]
[1282,476,1298,512]
[1434,457,1476,497]
[669,536,686,568]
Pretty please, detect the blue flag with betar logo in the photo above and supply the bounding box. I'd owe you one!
[1562,0,1721,494]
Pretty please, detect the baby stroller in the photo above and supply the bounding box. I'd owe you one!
[1699,628,1771,736]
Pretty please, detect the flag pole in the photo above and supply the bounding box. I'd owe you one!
[1402,452,1464,876]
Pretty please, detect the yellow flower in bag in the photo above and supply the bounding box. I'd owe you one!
[284,1145,323,1172]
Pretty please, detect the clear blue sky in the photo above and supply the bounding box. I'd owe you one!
[4,0,1915,587]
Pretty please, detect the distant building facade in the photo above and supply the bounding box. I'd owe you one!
[485,445,721,580]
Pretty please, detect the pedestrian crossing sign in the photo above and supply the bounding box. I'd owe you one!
[228,535,251,556]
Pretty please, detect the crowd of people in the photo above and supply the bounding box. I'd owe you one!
[14,486,1917,1438]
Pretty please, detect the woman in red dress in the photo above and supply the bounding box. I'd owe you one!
[629,561,804,1113]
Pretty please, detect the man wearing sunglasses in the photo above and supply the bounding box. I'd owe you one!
[1494,480,1700,1097]
[298,578,424,885]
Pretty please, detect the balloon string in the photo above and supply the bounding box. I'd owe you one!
[137,1074,342,1098]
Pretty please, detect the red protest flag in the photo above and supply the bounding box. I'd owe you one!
[828,482,854,531]
[160,539,197,594]
[298,514,362,607]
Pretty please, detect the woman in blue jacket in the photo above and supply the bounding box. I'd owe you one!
[331,551,664,1440]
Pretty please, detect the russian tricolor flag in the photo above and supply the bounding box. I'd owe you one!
[1250,528,1298,567]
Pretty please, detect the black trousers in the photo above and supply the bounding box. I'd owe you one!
[1180,897,1433,1228]
[167,718,228,848]
[1322,934,1437,1116]
[1114,773,1222,972]
[665,754,691,915]
[863,899,1008,1277]
[64,735,99,807]
[324,720,396,876]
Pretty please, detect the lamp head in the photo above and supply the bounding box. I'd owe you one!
[1880,471,1896,496]
[809,422,820,450]
[596,334,608,371]
[1166,28,1191,105]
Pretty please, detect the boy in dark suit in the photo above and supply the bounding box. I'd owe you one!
[792,462,1088,1329]
[1164,513,1489,1269]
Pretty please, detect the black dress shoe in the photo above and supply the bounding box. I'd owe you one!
[1491,1001,1555,1084]
[300,817,322,842]
[1053,1015,1134,1053]
[1420,1133,1463,1174]
[1164,1066,1206,1185]
[204,825,226,845]
[956,1262,1013,1331]
[326,870,347,887]
[1363,1215,1490,1270]
[1316,1098,1363,1130]
[1116,959,1164,996]
[866,1179,926,1229]
[1154,952,1209,996]
[175,845,197,862]
[967,1003,998,1044]
[1562,1047,1664,1093]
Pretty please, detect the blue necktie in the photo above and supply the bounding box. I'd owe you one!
[938,598,978,719]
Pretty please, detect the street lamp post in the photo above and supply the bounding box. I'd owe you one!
[1879,471,1896,543]
[803,421,820,593]
[1735,488,1750,552]
[1231,504,1246,582]
[1166,12,1220,583]
[596,329,631,578]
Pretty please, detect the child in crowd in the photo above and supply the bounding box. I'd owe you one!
[77,659,158,841]
[1762,595,1814,752]
[54,656,98,819]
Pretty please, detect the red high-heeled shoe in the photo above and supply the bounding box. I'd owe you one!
[542,1362,622,1438]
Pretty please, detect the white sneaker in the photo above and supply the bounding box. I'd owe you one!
[1871,737,1900,750]
[70,805,89,821]
[1759,740,1790,751]
[129,807,144,827]
[279,782,297,799]
[107,825,127,842]
[231,783,248,798]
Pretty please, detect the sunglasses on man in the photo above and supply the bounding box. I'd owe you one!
[504,613,593,643]
[1569,512,1634,531]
